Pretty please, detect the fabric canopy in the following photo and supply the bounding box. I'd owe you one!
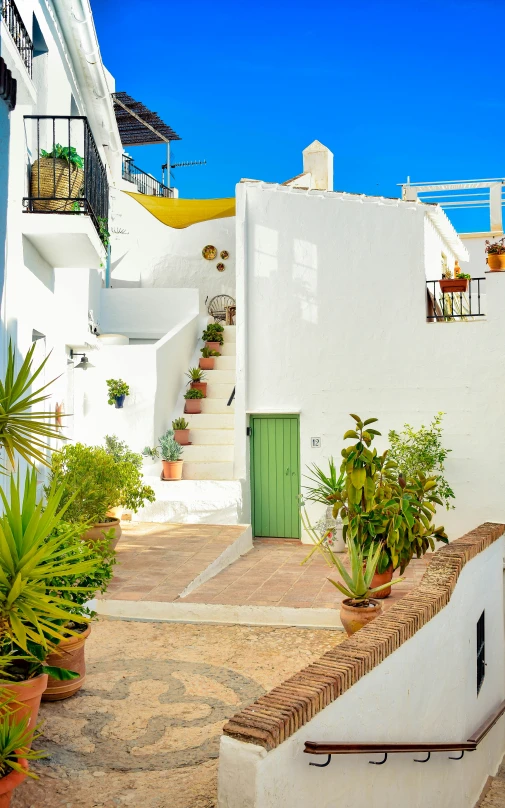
[123,192,236,229]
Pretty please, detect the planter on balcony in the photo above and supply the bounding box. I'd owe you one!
[30,158,84,212]
[439,278,469,294]
[487,254,505,271]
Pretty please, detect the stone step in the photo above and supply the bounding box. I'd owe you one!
[200,398,234,414]
[201,369,235,384]
[184,413,235,429]
[217,343,235,356]
[214,356,236,370]
[182,461,235,481]
[189,428,235,445]
[223,326,236,342]
[206,383,234,400]
[182,444,234,462]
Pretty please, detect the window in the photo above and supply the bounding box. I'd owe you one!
[477,611,485,695]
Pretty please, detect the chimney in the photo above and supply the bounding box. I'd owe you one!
[302,140,333,192]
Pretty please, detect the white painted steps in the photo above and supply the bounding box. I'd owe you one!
[182,325,236,481]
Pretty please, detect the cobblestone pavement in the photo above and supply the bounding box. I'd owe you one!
[12,618,342,808]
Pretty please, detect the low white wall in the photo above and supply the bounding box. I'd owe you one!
[460,234,494,278]
[109,189,236,314]
[99,287,199,338]
[218,537,505,808]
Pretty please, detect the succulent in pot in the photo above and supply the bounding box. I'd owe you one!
[159,430,184,480]
[186,367,207,397]
[200,346,220,370]
[106,378,130,408]
[172,417,190,445]
[184,388,204,414]
[485,237,505,271]
[202,322,224,350]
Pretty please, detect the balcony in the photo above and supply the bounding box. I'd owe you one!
[426,277,485,322]
[122,155,173,197]
[22,115,109,266]
[1,0,32,75]
[1,0,35,104]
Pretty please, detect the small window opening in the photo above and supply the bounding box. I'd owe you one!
[477,610,485,695]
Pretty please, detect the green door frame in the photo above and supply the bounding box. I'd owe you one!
[250,414,301,539]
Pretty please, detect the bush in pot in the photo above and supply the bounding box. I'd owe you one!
[106,378,130,409]
[186,367,207,397]
[485,237,505,271]
[184,388,204,414]
[104,435,155,515]
[172,418,190,446]
[202,323,224,350]
[31,143,84,213]
[199,346,220,370]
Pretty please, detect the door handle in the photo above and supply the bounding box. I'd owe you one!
[285,468,290,475]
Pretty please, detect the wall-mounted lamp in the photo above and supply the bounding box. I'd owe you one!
[70,350,94,370]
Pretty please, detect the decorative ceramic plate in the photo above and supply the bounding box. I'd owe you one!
[202,245,217,260]
[220,250,229,260]
[216,263,225,272]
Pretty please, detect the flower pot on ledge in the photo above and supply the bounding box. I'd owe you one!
[205,342,222,353]
[199,357,215,371]
[185,399,202,414]
[439,278,469,294]
[191,381,207,397]
[174,428,190,445]
[487,254,505,271]
[162,460,183,480]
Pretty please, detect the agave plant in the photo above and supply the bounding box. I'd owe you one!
[303,457,345,505]
[185,367,207,384]
[0,470,103,660]
[0,341,64,469]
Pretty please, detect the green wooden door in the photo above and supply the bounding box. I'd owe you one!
[250,415,300,539]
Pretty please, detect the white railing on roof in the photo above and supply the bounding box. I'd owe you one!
[399,177,505,234]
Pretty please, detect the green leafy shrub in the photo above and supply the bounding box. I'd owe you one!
[172,418,189,430]
[184,389,204,400]
[40,144,83,169]
[200,346,220,358]
[106,379,130,406]
[0,710,45,779]
[104,435,155,512]
[202,323,224,344]
[388,413,455,510]
[46,443,122,524]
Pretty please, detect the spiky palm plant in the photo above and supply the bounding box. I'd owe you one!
[0,710,45,779]
[0,341,64,469]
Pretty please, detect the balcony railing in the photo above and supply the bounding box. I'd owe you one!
[23,115,109,246]
[122,155,173,197]
[426,277,485,322]
[1,0,33,76]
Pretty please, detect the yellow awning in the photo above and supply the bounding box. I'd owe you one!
[123,192,236,229]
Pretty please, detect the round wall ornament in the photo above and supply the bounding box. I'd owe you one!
[216,263,225,272]
[220,250,229,260]
[202,245,217,260]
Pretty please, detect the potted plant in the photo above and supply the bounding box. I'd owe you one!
[202,323,224,351]
[186,367,207,397]
[172,418,190,445]
[0,471,104,729]
[31,143,84,213]
[42,528,116,701]
[439,270,471,294]
[485,237,505,271]
[200,346,220,370]
[106,378,130,409]
[0,710,44,806]
[104,435,156,516]
[184,388,204,414]
[159,430,184,480]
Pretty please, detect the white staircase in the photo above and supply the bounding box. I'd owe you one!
[183,326,236,481]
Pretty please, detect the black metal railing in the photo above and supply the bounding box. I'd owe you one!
[1,0,33,76]
[122,155,173,197]
[23,115,109,245]
[426,278,485,322]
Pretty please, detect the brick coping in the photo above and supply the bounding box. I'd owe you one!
[223,523,505,751]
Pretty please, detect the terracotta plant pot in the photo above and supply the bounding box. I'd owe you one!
[162,460,183,480]
[439,278,469,294]
[199,357,215,371]
[82,518,122,550]
[42,625,91,701]
[185,399,202,414]
[340,598,382,636]
[5,674,48,733]
[0,758,28,807]
[191,381,207,397]
[370,565,394,599]
[174,429,190,445]
[205,341,221,352]
[487,253,505,271]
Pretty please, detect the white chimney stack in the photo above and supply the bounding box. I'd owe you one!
[302,140,333,192]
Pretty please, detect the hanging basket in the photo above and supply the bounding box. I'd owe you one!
[30,158,84,212]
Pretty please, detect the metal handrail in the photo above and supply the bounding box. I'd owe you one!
[304,699,505,766]
[122,155,173,197]
[227,387,235,407]
[1,0,32,76]
[426,277,485,321]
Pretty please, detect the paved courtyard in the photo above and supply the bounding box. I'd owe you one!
[13,619,342,808]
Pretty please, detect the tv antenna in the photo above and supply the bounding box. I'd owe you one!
[162,159,206,186]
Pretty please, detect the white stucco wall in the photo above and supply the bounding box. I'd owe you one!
[236,183,505,541]
[218,537,505,808]
[460,234,494,278]
[99,287,199,338]
[109,189,236,314]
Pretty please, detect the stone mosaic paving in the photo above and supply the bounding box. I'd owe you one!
[13,619,342,808]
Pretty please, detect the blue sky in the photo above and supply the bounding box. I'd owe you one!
[91,0,505,226]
